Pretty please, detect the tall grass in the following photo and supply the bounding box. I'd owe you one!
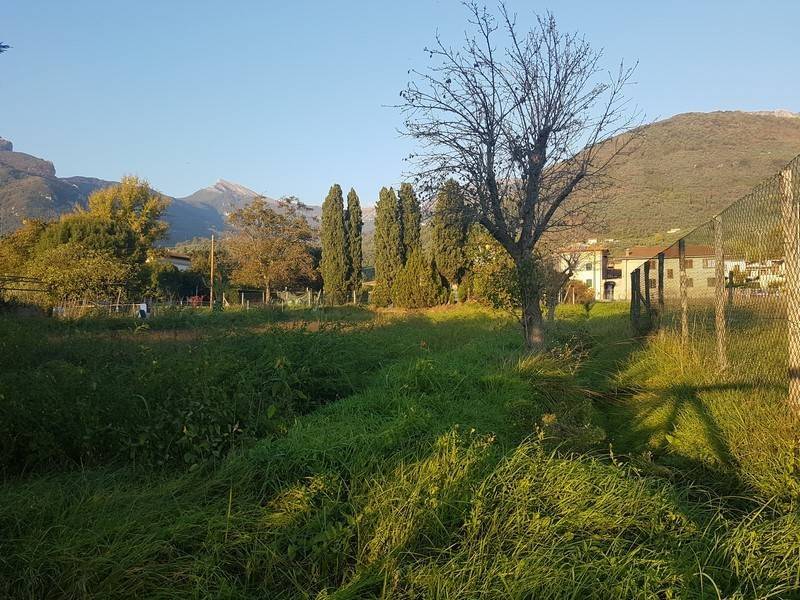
[610,323,800,507]
[1,303,799,598]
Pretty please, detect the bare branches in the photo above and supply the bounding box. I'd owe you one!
[400,3,641,260]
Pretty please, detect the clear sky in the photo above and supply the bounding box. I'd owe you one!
[2,1,799,205]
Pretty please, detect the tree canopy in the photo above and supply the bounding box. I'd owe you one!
[320,184,349,304]
[346,188,363,295]
[373,187,404,304]
[432,179,468,292]
[398,183,421,259]
[227,197,315,296]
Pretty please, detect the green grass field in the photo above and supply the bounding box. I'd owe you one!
[1,303,799,598]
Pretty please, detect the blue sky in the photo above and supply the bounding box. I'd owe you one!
[2,1,799,205]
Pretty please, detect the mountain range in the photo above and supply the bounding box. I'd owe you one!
[0,138,324,244]
[2,109,800,249]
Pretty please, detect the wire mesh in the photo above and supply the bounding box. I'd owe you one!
[630,154,800,394]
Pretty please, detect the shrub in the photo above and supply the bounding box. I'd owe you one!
[369,282,391,307]
[391,249,447,309]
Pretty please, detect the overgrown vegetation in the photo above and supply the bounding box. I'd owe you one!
[2,303,799,598]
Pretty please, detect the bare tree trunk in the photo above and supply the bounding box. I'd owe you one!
[546,295,557,322]
[518,260,544,350]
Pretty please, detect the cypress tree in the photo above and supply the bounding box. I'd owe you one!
[432,179,468,299]
[398,182,421,260]
[346,188,363,297]
[391,248,447,308]
[320,183,349,304]
[373,186,403,306]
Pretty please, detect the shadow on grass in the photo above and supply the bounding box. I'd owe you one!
[4,304,782,598]
[604,377,791,503]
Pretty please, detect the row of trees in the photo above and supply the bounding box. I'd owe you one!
[0,178,322,308]
[319,179,479,310]
[320,185,362,304]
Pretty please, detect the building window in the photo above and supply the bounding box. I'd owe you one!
[702,259,716,269]
[707,277,716,287]
[685,259,694,269]
[648,259,657,269]
[585,279,593,288]
[584,263,592,271]
[686,278,694,288]
[667,268,674,279]
[649,278,657,288]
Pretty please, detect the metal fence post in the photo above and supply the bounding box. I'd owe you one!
[780,167,800,416]
[713,215,728,371]
[643,259,652,315]
[679,238,689,350]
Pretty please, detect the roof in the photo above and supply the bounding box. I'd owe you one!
[612,244,715,260]
[164,251,191,261]
[560,244,608,253]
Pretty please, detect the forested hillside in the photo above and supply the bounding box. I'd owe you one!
[583,111,800,245]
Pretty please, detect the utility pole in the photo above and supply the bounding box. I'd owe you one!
[209,234,216,308]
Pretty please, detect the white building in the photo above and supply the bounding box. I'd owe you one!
[564,244,749,302]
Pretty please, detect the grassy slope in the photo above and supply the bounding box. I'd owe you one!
[1,304,799,598]
[577,111,800,246]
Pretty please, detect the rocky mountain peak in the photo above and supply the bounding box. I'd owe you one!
[212,179,259,197]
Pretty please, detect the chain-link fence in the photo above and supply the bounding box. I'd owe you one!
[630,154,800,415]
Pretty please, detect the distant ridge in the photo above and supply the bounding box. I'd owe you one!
[3,110,800,246]
[576,110,800,245]
[0,140,115,234]
[749,109,799,119]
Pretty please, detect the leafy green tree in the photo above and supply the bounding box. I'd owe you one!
[399,182,421,259]
[346,188,363,297]
[227,197,315,300]
[463,225,519,311]
[373,187,404,304]
[0,219,47,275]
[27,242,130,303]
[87,176,169,257]
[432,179,468,299]
[320,184,349,304]
[0,178,170,305]
[185,241,234,299]
[37,212,138,261]
[391,248,446,308]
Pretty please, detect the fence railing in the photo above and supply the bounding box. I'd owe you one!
[630,154,800,415]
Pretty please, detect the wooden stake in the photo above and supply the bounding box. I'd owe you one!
[630,269,640,328]
[679,238,689,349]
[780,167,800,416]
[713,215,728,371]
[657,252,665,314]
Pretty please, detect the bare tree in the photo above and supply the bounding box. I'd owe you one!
[400,2,639,348]
[541,248,582,321]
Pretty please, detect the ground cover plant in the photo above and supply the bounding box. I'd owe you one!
[1,303,799,598]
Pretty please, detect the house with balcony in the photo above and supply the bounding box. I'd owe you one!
[563,243,747,302]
